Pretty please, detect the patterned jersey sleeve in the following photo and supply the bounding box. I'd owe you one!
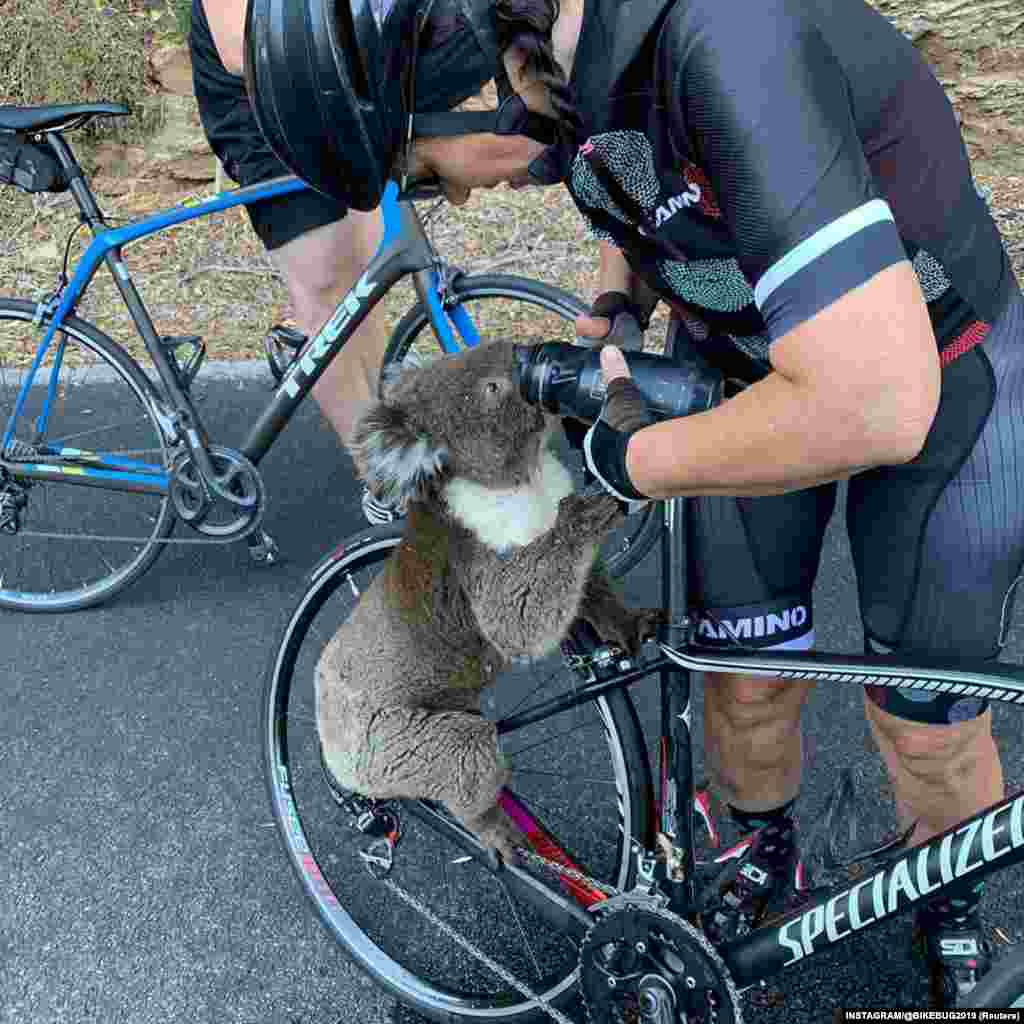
[660,0,910,341]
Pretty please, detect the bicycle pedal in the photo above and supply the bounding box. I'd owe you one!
[264,324,307,384]
[246,530,280,567]
[267,324,306,350]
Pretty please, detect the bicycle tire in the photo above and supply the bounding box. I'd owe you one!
[962,945,1024,1008]
[383,273,661,579]
[262,525,655,1022]
[0,299,174,612]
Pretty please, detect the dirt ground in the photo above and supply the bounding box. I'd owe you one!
[0,166,1021,369]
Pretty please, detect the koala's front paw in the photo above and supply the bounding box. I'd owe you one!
[558,492,625,538]
[467,803,528,866]
[582,605,664,656]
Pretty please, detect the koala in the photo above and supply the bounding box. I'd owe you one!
[316,340,655,861]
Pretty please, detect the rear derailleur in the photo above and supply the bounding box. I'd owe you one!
[320,753,402,879]
[0,470,29,535]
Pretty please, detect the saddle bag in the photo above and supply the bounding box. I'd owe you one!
[0,134,68,194]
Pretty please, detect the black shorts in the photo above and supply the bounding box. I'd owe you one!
[188,0,348,250]
[683,279,1024,724]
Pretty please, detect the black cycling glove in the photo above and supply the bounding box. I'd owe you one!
[583,371,654,503]
[564,292,650,455]
[590,291,648,352]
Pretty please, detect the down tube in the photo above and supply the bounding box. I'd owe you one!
[240,215,422,464]
[722,788,1024,987]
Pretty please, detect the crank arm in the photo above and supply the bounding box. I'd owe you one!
[182,440,259,509]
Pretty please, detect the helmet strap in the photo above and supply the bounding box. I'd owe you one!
[401,0,439,191]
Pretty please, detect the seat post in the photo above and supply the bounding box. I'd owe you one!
[44,131,106,228]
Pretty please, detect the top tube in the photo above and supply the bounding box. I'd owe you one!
[93,177,405,254]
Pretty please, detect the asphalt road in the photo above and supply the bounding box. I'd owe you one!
[2,366,1022,1024]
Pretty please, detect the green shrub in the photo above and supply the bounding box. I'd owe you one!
[0,1,154,142]
[171,0,192,40]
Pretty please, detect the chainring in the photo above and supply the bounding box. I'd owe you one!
[169,445,265,540]
[579,906,743,1024]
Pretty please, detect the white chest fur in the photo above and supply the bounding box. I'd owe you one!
[445,448,574,549]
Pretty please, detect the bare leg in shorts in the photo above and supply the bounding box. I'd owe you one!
[702,287,1024,847]
[196,0,388,445]
[268,210,388,443]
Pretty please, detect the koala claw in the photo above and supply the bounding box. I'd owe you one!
[558,492,625,537]
[582,606,664,657]
[469,804,529,867]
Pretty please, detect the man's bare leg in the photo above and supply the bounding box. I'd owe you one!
[269,208,387,443]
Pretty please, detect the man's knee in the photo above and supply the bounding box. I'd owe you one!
[867,698,995,787]
[705,672,813,728]
[275,212,384,319]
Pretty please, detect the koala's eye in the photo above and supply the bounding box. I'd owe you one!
[485,381,501,395]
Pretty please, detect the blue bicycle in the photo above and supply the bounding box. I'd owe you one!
[0,102,661,613]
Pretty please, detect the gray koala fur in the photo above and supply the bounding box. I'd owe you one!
[317,341,655,860]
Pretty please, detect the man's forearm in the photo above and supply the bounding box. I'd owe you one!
[625,370,905,499]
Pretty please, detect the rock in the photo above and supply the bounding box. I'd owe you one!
[163,152,216,184]
[869,0,1023,175]
[150,44,195,97]
[89,143,149,180]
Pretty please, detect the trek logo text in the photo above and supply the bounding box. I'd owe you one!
[778,792,1024,965]
[281,272,377,399]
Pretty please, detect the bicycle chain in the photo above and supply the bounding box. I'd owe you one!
[4,527,254,546]
[382,875,580,1024]
[2,442,260,546]
[377,843,628,1024]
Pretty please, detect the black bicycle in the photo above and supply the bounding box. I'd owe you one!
[262,345,1024,1021]
[0,102,664,612]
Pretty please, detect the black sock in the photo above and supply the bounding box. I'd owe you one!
[728,799,797,867]
[922,878,986,929]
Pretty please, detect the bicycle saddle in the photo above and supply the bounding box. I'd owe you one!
[0,103,129,134]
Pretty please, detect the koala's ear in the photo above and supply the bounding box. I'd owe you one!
[348,401,448,505]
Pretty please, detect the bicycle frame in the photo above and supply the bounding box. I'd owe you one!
[485,494,1024,991]
[1,130,479,496]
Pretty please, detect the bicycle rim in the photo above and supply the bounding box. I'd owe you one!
[384,274,661,579]
[0,300,173,612]
[263,529,654,1022]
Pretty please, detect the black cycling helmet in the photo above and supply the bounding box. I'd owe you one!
[245,0,557,210]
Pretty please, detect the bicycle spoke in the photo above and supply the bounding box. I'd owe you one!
[502,717,612,762]
[266,535,651,1018]
[510,767,619,786]
[0,303,172,611]
[502,879,545,983]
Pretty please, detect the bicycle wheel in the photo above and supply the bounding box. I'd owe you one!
[963,946,1024,1008]
[384,274,661,579]
[263,526,655,1022]
[0,299,174,612]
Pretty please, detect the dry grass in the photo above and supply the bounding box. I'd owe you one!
[0,180,611,367]
[0,169,1020,371]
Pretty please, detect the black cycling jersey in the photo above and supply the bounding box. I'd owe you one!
[550,0,1013,380]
